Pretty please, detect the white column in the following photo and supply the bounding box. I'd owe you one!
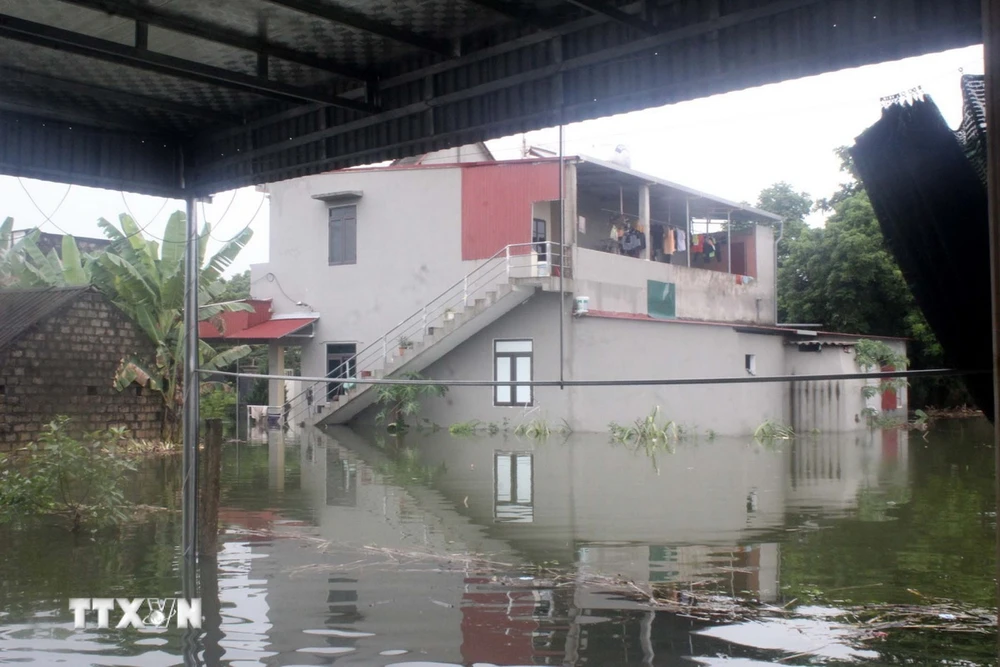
[639,183,651,261]
[268,344,285,408]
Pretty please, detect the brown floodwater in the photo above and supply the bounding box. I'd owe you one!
[0,418,996,665]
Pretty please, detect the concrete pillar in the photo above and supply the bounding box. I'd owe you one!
[563,161,578,248]
[268,344,285,408]
[639,183,651,260]
[268,429,285,492]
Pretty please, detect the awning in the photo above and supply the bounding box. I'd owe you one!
[200,316,316,342]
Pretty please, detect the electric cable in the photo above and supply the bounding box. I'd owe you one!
[16,177,73,235]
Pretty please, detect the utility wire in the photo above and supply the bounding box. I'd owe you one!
[206,367,986,388]
[16,178,73,235]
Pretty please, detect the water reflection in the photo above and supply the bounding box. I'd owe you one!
[0,420,994,665]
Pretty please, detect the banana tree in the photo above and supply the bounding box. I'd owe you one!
[92,211,254,441]
[0,218,91,288]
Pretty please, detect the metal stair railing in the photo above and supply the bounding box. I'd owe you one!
[284,242,569,426]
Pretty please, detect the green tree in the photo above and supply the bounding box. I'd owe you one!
[0,219,90,288]
[778,191,913,334]
[0,417,136,532]
[91,212,254,440]
[776,149,969,408]
[218,269,251,302]
[756,182,812,263]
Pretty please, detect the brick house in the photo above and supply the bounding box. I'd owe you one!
[0,286,161,449]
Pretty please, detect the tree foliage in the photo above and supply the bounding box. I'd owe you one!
[0,211,257,439]
[91,212,254,440]
[773,149,971,408]
[756,182,812,264]
[0,417,136,532]
[0,219,91,288]
[374,372,448,432]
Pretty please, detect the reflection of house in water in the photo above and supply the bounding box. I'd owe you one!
[214,427,912,664]
[786,430,909,512]
[494,451,534,523]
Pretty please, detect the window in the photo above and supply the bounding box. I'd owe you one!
[532,217,547,262]
[328,205,357,265]
[494,452,534,523]
[745,354,756,376]
[494,339,532,406]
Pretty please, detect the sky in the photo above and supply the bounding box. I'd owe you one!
[0,44,984,277]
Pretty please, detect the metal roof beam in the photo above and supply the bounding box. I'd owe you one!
[0,14,378,113]
[261,0,453,55]
[0,97,153,132]
[56,0,370,82]
[460,0,562,30]
[0,66,237,123]
[562,0,657,34]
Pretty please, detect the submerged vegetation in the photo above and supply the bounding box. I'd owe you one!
[374,372,448,433]
[513,417,571,440]
[752,419,795,444]
[0,417,136,532]
[447,415,568,439]
[609,407,681,447]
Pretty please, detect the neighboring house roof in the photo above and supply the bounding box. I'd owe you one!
[0,285,95,350]
[389,141,495,166]
[200,299,317,342]
[583,309,907,341]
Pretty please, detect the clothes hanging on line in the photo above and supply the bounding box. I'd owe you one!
[691,234,705,253]
[620,227,646,256]
[676,229,687,253]
[663,227,676,254]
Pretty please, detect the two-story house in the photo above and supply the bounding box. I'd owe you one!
[251,144,906,436]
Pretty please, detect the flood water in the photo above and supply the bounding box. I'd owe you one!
[0,419,996,665]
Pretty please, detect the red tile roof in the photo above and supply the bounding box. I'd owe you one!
[200,299,316,341]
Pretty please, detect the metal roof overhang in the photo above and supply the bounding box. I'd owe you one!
[0,0,983,199]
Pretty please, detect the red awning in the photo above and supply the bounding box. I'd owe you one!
[201,316,316,341]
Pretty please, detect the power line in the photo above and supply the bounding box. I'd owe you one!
[200,190,239,241]
[117,190,169,242]
[16,177,73,235]
[206,367,985,388]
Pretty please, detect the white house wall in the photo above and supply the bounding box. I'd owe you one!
[572,241,775,324]
[251,166,475,384]
[408,292,789,436]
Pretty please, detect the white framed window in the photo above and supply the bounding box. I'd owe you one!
[745,354,757,376]
[494,339,532,406]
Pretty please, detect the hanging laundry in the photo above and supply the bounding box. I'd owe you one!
[663,227,676,254]
[609,224,618,240]
[705,237,716,262]
[691,234,705,253]
[676,230,687,253]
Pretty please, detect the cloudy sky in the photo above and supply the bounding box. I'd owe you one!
[0,44,983,276]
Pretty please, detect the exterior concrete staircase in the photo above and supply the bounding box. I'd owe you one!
[306,283,533,426]
[287,242,564,428]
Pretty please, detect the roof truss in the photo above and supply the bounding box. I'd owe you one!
[0,13,377,113]
[58,0,371,82]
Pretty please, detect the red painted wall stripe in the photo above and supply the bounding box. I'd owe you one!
[461,162,560,260]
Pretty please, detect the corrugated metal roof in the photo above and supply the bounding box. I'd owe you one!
[0,0,983,197]
[0,285,94,350]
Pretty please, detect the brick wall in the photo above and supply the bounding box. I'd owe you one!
[0,291,162,450]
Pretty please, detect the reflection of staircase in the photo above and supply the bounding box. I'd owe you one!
[290,242,566,428]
